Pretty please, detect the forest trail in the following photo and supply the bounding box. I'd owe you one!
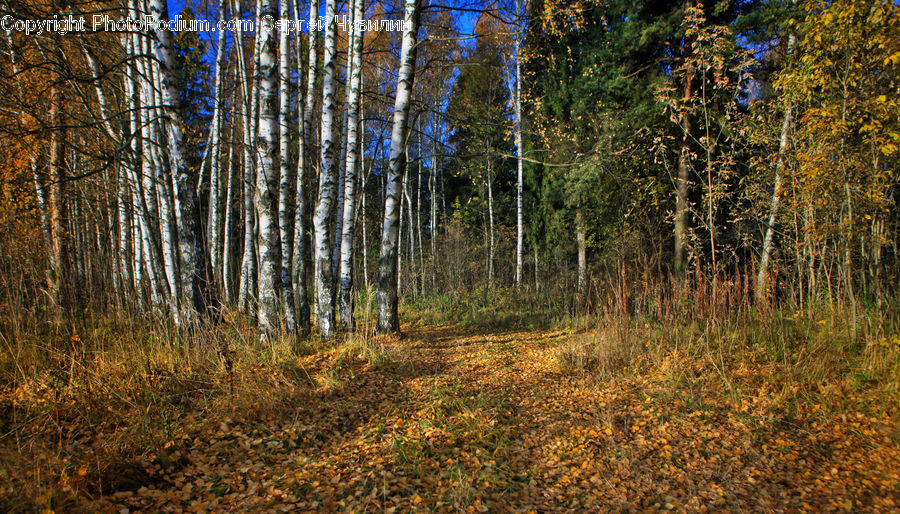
[73,324,899,512]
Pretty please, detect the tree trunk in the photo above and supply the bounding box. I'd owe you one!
[415,128,425,295]
[362,172,369,290]
[144,24,180,314]
[255,0,284,336]
[278,0,297,332]
[293,0,319,337]
[313,0,340,339]
[333,6,356,291]
[576,210,586,293]
[236,0,258,315]
[149,0,210,323]
[338,0,364,330]
[487,165,495,290]
[207,0,228,298]
[430,114,438,289]
[513,0,524,288]
[756,32,796,302]
[223,132,239,303]
[674,48,694,278]
[376,0,420,334]
[48,84,68,311]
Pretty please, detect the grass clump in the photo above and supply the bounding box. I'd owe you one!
[336,334,411,374]
[556,332,639,379]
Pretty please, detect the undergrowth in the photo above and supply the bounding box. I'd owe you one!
[402,280,900,418]
[0,299,410,511]
[1,278,898,510]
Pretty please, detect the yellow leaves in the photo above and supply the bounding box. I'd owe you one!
[883,51,900,66]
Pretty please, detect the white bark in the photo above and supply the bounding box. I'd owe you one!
[376,0,420,333]
[756,32,796,302]
[576,210,586,293]
[415,127,425,295]
[278,0,297,332]
[487,165,495,290]
[236,0,259,313]
[338,0,364,330]
[313,0,340,339]
[333,6,355,286]
[208,0,228,297]
[293,0,319,336]
[256,0,283,335]
[223,130,239,303]
[514,0,524,288]
[149,0,205,323]
[138,8,179,312]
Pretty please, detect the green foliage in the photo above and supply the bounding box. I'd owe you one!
[445,16,515,235]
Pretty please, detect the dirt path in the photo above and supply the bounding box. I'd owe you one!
[87,325,899,512]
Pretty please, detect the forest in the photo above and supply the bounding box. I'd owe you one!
[0,0,898,510]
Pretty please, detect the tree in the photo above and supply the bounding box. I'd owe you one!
[338,0,365,330]
[377,0,421,334]
[777,0,900,302]
[149,0,210,323]
[446,13,513,290]
[313,0,340,339]
[255,0,283,336]
[279,0,297,332]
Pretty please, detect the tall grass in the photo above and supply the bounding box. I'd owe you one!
[403,265,900,413]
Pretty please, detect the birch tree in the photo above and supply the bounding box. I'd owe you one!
[293,0,319,336]
[377,0,420,334]
[513,0,524,288]
[313,0,340,339]
[756,31,796,302]
[207,0,229,297]
[149,0,212,322]
[278,0,297,332]
[236,0,259,313]
[255,0,283,335]
[338,0,364,330]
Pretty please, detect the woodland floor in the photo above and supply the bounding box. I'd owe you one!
[4,324,900,512]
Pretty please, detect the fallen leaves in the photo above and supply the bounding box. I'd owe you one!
[3,325,899,512]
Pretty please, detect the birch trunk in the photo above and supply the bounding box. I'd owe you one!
[333,11,354,289]
[756,32,796,302]
[402,156,414,296]
[128,8,167,307]
[362,173,369,290]
[256,0,284,335]
[338,0,364,330]
[48,84,68,311]
[208,0,228,297]
[236,0,258,314]
[376,0,420,334]
[487,164,495,290]
[293,0,318,336]
[140,21,179,311]
[430,121,437,289]
[576,210,586,293]
[278,0,297,332]
[313,0,340,339]
[149,0,209,323]
[415,129,425,295]
[223,131,239,303]
[513,0,524,288]
[398,163,405,298]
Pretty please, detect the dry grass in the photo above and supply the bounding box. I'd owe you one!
[0,308,320,510]
[1,271,898,511]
